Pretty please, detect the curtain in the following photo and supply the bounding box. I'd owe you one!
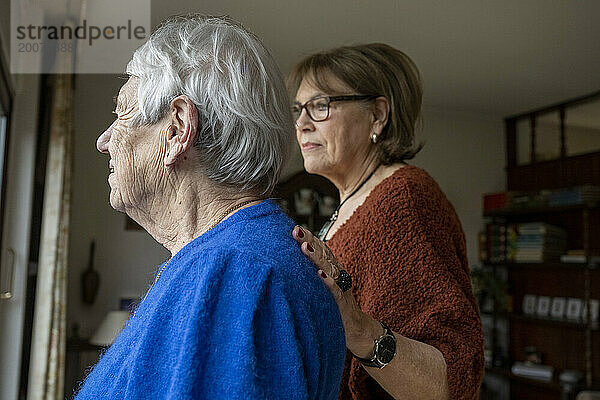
[27,73,73,400]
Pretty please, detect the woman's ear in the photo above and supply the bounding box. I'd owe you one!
[371,97,390,136]
[165,95,199,166]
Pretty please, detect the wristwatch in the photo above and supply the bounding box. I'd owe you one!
[354,321,396,368]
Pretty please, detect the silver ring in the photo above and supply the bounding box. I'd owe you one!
[335,269,352,292]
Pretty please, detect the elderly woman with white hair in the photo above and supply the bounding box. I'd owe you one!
[75,15,345,399]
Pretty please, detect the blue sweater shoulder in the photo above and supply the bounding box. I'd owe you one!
[74,200,345,400]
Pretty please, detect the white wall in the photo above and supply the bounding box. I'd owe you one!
[415,106,505,264]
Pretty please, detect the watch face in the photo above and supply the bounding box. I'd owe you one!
[376,335,396,364]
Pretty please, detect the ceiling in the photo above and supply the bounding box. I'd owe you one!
[151,0,600,118]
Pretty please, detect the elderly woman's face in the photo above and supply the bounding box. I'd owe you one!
[96,77,169,213]
[295,75,374,178]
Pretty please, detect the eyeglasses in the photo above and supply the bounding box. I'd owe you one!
[292,94,380,123]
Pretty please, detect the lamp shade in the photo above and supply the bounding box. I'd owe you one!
[89,310,130,346]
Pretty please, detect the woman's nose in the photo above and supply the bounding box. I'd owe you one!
[295,108,314,131]
[96,121,115,154]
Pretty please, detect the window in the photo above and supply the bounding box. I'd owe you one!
[0,40,12,284]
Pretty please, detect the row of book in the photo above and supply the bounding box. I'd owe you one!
[483,185,600,213]
[479,222,567,263]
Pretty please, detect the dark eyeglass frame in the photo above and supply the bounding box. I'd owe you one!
[292,94,381,123]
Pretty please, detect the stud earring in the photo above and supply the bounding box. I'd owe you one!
[371,134,378,144]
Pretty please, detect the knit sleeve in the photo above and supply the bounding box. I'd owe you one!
[329,170,484,400]
[385,180,484,400]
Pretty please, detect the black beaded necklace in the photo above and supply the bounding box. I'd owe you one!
[318,165,380,242]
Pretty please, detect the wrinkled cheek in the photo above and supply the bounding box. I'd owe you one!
[113,142,140,203]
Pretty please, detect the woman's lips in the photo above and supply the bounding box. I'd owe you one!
[301,142,322,151]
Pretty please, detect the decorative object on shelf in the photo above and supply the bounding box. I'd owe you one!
[566,298,583,320]
[524,346,542,364]
[274,171,339,235]
[560,252,600,264]
[492,346,508,369]
[89,310,130,346]
[81,240,100,305]
[510,191,551,210]
[470,265,508,312]
[577,391,600,400]
[522,294,537,316]
[558,370,584,400]
[550,297,566,319]
[517,295,598,325]
[483,348,493,369]
[536,296,551,317]
[582,299,599,323]
[511,361,554,382]
[318,195,337,216]
[294,188,316,215]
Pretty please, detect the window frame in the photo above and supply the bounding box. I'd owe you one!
[0,34,14,278]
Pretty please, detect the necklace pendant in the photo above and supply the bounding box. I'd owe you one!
[318,220,334,241]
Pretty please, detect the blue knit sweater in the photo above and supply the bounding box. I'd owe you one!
[74,200,345,399]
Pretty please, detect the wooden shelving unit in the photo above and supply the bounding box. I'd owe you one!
[482,91,600,399]
[484,204,600,399]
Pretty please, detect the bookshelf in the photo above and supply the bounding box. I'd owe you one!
[482,91,600,399]
[483,195,600,399]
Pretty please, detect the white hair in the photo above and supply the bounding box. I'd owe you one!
[126,14,293,194]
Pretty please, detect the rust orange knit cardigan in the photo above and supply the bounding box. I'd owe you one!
[327,165,484,400]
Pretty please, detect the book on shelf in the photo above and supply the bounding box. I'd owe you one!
[515,222,567,237]
[483,192,508,212]
[514,255,562,263]
[482,186,600,213]
[516,234,567,244]
[511,362,554,382]
[560,254,600,264]
[508,223,566,262]
[485,223,507,263]
[482,222,570,263]
[547,185,600,207]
